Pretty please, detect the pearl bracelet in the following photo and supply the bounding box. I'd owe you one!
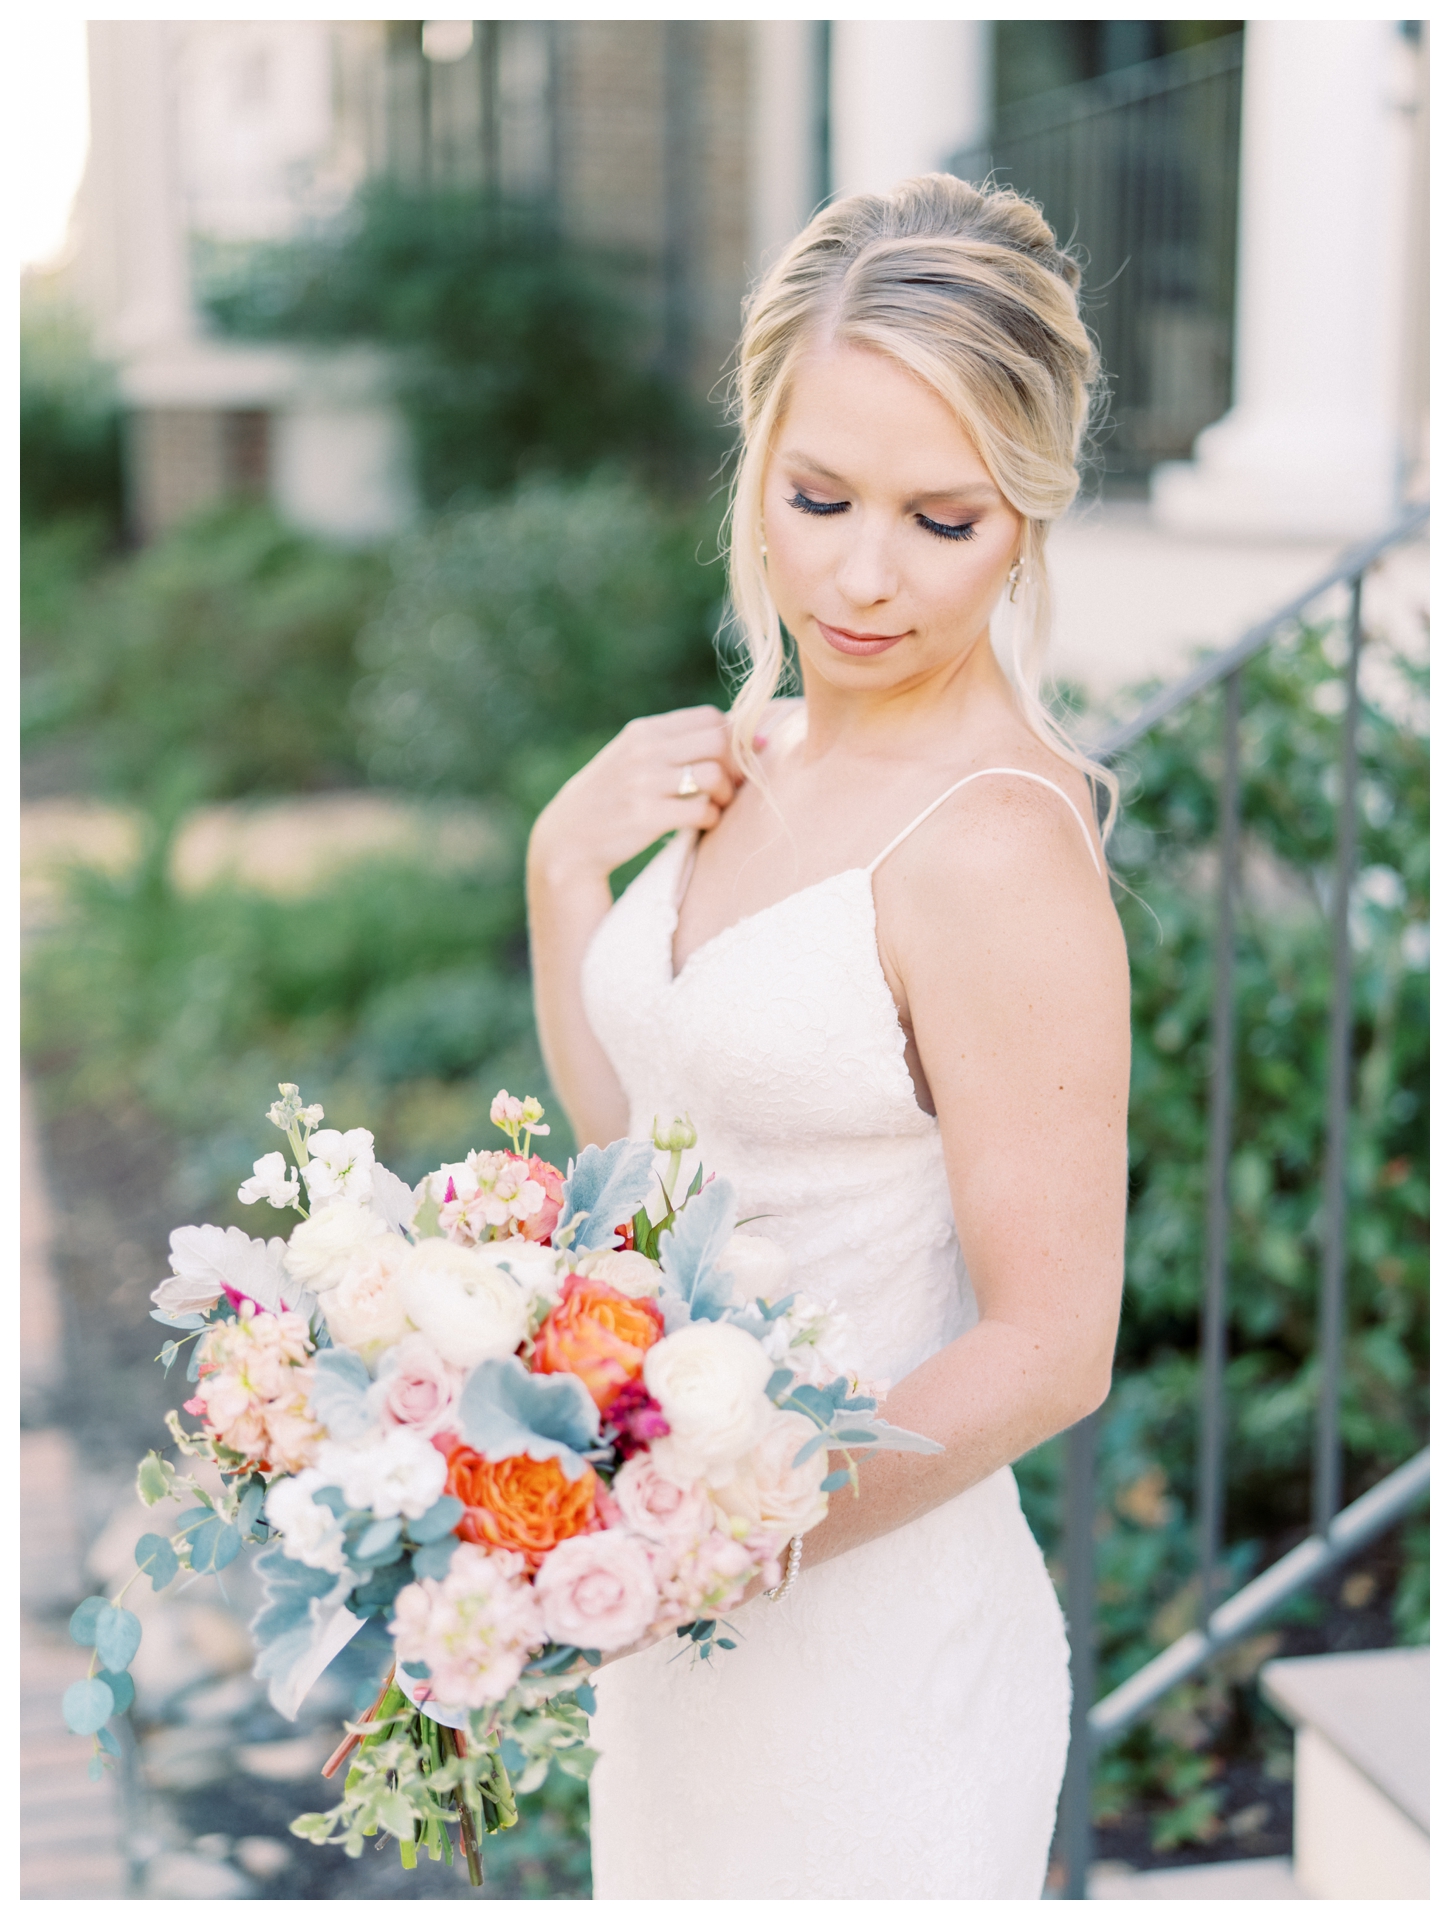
[763,1534,803,1603]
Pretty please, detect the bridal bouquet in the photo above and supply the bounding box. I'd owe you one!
[63,1084,938,1882]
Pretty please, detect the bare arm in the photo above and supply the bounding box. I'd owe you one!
[797,778,1130,1569]
[526,707,741,1147]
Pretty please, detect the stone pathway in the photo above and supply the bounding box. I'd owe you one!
[19,1079,130,1899]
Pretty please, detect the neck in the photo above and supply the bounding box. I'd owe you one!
[794,623,1020,766]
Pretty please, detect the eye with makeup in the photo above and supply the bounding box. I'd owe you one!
[786,490,978,543]
[915,512,978,543]
[787,489,849,518]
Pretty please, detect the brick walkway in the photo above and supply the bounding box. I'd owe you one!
[20,1080,129,1899]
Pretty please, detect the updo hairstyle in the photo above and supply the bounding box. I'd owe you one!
[724,172,1116,831]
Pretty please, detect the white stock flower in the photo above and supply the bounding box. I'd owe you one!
[316,1427,449,1520]
[265,1470,350,1574]
[759,1291,853,1388]
[719,1231,791,1306]
[711,1408,832,1543]
[486,1237,566,1305]
[283,1199,390,1295]
[302,1127,378,1204]
[644,1321,775,1486]
[394,1238,531,1368]
[573,1248,662,1298]
[238,1151,302,1211]
[322,1237,415,1370]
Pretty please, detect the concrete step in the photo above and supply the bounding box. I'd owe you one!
[1260,1646,1429,1900]
[1089,1856,1303,1899]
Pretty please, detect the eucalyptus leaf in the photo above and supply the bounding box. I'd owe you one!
[97,1724,122,1757]
[94,1605,142,1672]
[68,1596,105,1647]
[150,1308,206,1330]
[573,1681,597,1715]
[63,1677,115,1735]
[820,1467,852,1492]
[135,1452,175,1507]
[188,1515,243,1574]
[98,1668,135,1715]
[407,1495,464,1544]
[355,1517,403,1561]
[765,1368,795,1400]
[410,1537,459,1581]
[235,1478,266,1539]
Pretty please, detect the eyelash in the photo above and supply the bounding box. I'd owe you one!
[786,492,978,543]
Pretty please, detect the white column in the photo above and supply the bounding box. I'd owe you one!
[74,21,194,356]
[749,21,822,273]
[1152,21,1419,540]
[830,21,989,202]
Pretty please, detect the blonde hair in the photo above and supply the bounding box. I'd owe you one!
[723,171,1117,834]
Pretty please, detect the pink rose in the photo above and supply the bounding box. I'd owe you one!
[611,1453,713,1551]
[373,1333,464,1439]
[533,1530,659,1652]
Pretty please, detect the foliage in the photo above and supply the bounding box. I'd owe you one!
[354,472,729,802]
[198,184,714,506]
[22,506,385,804]
[20,296,125,537]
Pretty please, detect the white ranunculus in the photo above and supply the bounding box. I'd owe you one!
[322,1238,414,1371]
[302,1127,377,1205]
[711,1408,832,1541]
[238,1151,302,1211]
[644,1321,775,1486]
[485,1238,566,1307]
[574,1248,662,1298]
[283,1199,390,1294]
[719,1231,791,1306]
[315,1428,449,1521]
[153,1223,298,1317]
[265,1470,351,1574]
[394,1238,531,1369]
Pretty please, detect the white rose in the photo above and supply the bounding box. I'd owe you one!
[711,1409,831,1542]
[302,1127,377,1205]
[265,1470,351,1574]
[573,1248,662,1298]
[394,1238,531,1369]
[316,1428,448,1521]
[644,1321,775,1486]
[322,1237,414,1371]
[283,1199,390,1294]
[719,1231,791,1306]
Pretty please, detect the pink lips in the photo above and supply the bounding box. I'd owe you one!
[816,619,909,657]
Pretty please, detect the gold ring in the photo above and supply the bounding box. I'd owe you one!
[676,765,701,798]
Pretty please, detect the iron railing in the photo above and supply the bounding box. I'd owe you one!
[950,34,1243,482]
[1054,502,1431,1897]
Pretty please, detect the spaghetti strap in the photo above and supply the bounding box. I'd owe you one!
[867,767,1103,877]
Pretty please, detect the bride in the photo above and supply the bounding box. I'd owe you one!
[526,175,1129,1900]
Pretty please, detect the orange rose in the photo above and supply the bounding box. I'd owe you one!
[532,1273,665,1410]
[446,1445,600,1567]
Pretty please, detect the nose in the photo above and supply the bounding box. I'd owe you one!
[834,517,898,611]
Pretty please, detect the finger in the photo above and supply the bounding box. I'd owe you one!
[664,757,733,807]
[664,795,723,832]
[659,721,736,770]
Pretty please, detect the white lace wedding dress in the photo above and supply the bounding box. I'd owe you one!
[579,771,1096,1900]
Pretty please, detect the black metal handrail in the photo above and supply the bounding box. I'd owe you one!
[1055,501,1430,1898]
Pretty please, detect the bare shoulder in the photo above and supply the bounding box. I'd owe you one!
[892,750,1106,899]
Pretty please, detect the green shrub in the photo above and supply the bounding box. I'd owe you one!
[198,184,714,505]
[354,472,729,801]
[20,298,125,536]
[22,506,385,803]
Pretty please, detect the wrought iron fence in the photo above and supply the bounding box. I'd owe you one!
[950,34,1243,483]
[1053,503,1431,1896]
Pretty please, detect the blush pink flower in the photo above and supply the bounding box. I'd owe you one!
[610,1453,712,1552]
[533,1530,659,1652]
[192,1303,321,1472]
[390,1544,545,1709]
[372,1333,464,1439]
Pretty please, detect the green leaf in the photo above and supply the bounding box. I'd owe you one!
[235,1477,266,1538]
[135,1452,175,1507]
[407,1495,464,1544]
[160,1340,180,1372]
[353,1516,403,1562]
[188,1515,243,1574]
[94,1605,142,1672]
[63,1677,115,1734]
[87,1754,105,1782]
[376,1790,418,1841]
[765,1367,795,1400]
[410,1537,459,1581]
[820,1468,851,1492]
[68,1596,105,1646]
[573,1682,597,1715]
[96,1724,122,1758]
[135,1532,179,1589]
[831,1429,879,1445]
[97,1668,135,1715]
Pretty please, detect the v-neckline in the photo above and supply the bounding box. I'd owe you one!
[665,831,871,986]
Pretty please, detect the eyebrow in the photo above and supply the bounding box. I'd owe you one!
[780,450,1002,507]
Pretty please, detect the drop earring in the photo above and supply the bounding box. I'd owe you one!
[1007,559,1024,603]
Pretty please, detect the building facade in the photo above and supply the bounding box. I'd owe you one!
[66,19,1426,546]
